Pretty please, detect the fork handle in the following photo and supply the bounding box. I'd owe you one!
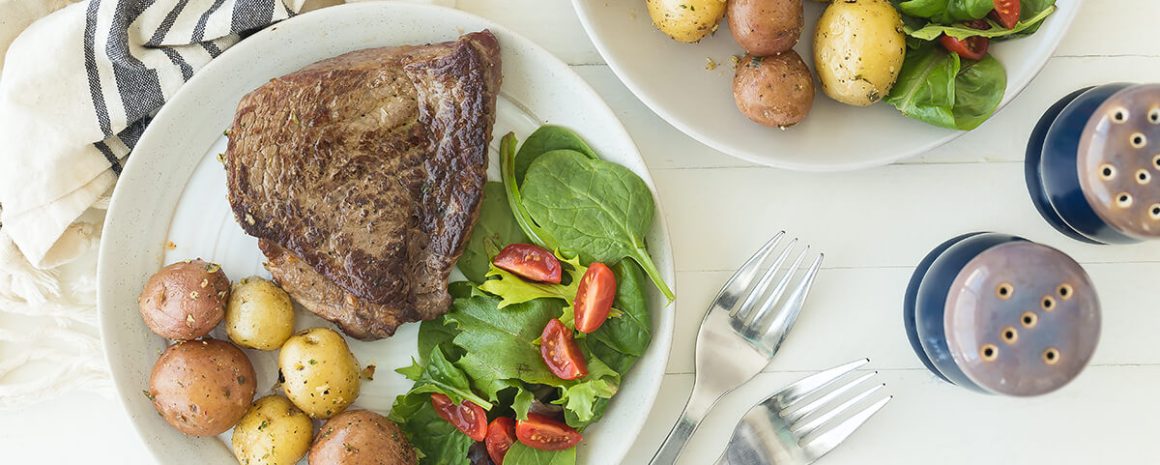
[648,383,719,465]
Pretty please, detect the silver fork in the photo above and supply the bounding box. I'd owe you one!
[650,231,824,465]
[715,359,891,465]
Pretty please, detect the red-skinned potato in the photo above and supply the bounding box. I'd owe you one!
[147,338,256,436]
[727,0,804,55]
[732,52,815,128]
[138,259,230,340]
[309,410,417,465]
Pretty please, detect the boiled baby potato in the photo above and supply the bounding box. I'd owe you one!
[814,0,905,106]
[727,0,804,56]
[309,410,417,465]
[647,0,728,43]
[148,338,256,436]
[279,327,360,419]
[226,276,295,351]
[732,52,815,128]
[232,395,313,465]
[138,259,230,340]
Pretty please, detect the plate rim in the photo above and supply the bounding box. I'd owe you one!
[569,0,1085,172]
[96,3,676,464]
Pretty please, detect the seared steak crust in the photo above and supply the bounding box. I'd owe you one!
[225,31,501,339]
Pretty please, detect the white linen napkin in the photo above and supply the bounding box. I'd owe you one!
[0,0,310,410]
[0,0,452,412]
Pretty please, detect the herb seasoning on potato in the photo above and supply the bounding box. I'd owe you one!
[814,0,906,106]
[309,410,417,465]
[279,327,361,419]
[137,259,230,341]
[732,52,815,128]
[232,395,313,465]
[147,338,256,436]
[727,0,804,56]
[225,276,295,350]
[647,0,728,43]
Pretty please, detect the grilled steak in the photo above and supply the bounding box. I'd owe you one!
[225,31,501,339]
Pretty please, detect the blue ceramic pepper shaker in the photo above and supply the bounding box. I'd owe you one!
[1027,83,1160,244]
[904,232,1100,396]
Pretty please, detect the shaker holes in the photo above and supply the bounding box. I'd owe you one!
[981,344,999,362]
[1022,311,1038,328]
[1042,296,1056,311]
[1150,108,1160,124]
[1139,169,1152,184]
[1150,204,1160,220]
[996,283,1014,299]
[1131,133,1147,148]
[1001,327,1018,344]
[1058,284,1073,300]
[1099,164,1116,180]
[1043,348,1061,365]
[1116,193,1133,208]
[1112,108,1128,122]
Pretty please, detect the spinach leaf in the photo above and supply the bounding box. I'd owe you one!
[503,443,576,465]
[458,182,528,284]
[515,125,598,186]
[478,253,586,308]
[521,150,675,302]
[951,55,1007,130]
[444,295,565,397]
[886,45,961,129]
[1018,0,1057,35]
[587,260,652,374]
[501,133,558,250]
[906,5,1056,40]
[899,0,993,23]
[396,347,493,409]
[886,45,1006,130]
[448,281,476,300]
[389,391,473,465]
[418,317,463,364]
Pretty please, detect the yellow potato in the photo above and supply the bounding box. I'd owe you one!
[231,395,313,465]
[279,327,360,419]
[814,0,905,106]
[225,277,294,350]
[647,0,728,43]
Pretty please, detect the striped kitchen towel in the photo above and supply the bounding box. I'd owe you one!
[0,0,307,409]
[0,0,306,273]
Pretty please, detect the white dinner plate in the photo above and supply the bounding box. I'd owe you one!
[571,0,1082,171]
[96,3,675,465]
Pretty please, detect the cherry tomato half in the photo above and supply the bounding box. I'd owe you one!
[540,319,588,380]
[938,34,989,61]
[486,417,517,464]
[493,244,562,284]
[515,413,583,451]
[431,393,488,441]
[573,262,617,333]
[991,0,1020,29]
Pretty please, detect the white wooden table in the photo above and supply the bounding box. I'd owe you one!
[3,0,1160,463]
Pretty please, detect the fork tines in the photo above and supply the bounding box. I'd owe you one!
[725,231,824,340]
[775,359,891,458]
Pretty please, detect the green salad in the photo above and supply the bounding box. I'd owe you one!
[390,126,669,465]
[886,0,1058,130]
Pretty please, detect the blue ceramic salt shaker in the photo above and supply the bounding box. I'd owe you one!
[1026,83,1160,244]
[904,232,1100,396]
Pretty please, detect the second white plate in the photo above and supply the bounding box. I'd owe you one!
[571,0,1082,171]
